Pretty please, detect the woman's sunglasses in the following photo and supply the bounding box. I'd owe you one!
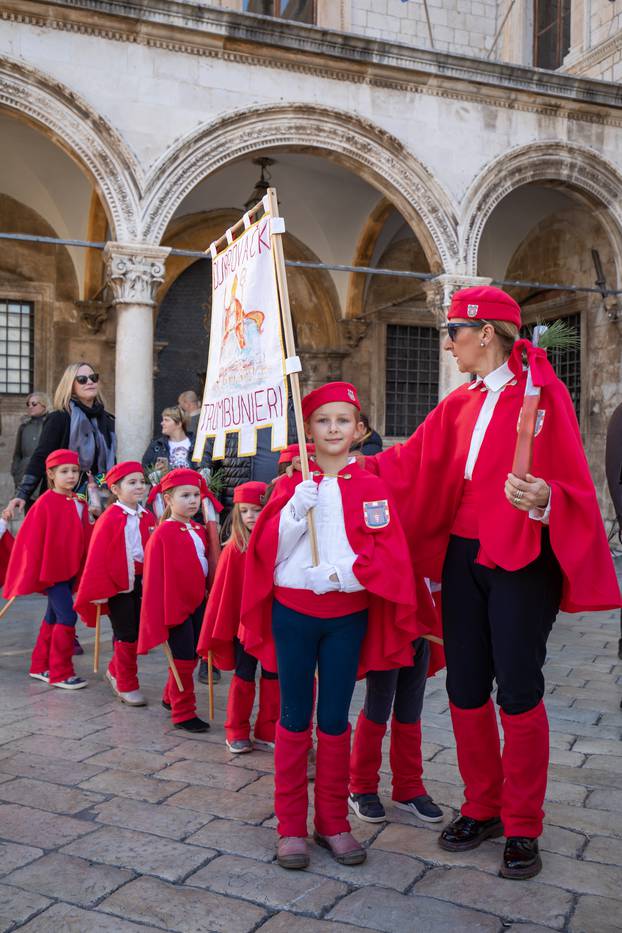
[75,373,100,385]
[446,322,483,341]
[26,399,42,407]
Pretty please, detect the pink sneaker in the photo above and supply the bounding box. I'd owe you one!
[313,831,366,865]
[276,836,310,870]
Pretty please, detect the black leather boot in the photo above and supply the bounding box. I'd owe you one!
[499,836,542,879]
[439,815,503,852]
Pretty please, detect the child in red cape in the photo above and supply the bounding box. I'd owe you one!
[198,480,280,754]
[3,449,94,689]
[138,468,211,733]
[241,381,436,871]
[75,462,156,706]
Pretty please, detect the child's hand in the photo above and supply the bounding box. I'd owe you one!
[305,563,340,595]
[290,480,318,519]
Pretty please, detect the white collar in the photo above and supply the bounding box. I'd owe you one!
[468,360,514,393]
[114,500,146,517]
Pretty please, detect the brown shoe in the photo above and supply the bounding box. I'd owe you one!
[277,835,310,870]
[313,830,367,865]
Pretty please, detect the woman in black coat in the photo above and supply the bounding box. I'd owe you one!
[10,392,51,510]
[3,362,116,520]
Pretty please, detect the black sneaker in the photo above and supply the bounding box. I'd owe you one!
[348,793,386,823]
[198,661,221,684]
[161,699,172,711]
[174,716,210,733]
[394,795,444,823]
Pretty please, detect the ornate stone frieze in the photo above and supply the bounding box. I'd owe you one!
[75,298,109,333]
[104,243,169,306]
[339,318,370,350]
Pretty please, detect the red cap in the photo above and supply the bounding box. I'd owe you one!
[106,461,144,487]
[278,443,316,465]
[161,468,201,492]
[46,449,79,469]
[301,382,360,421]
[233,481,267,506]
[448,286,521,328]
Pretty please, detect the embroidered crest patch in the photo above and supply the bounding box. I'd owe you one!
[363,500,390,528]
[347,388,356,401]
[467,304,479,317]
[516,409,546,437]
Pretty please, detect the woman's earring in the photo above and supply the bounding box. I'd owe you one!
[480,341,485,347]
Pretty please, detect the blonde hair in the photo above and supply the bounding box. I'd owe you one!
[27,391,51,411]
[229,501,264,552]
[53,362,105,412]
[481,320,519,356]
[162,406,187,430]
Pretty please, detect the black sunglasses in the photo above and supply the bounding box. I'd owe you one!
[75,373,100,385]
[446,322,483,341]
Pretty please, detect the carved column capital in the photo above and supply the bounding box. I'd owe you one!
[424,274,493,327]
[104,242,170,307]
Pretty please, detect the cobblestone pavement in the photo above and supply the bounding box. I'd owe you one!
[0,594,621,933]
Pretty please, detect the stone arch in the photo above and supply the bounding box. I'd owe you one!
[0,55,141,240]
[141,103,458,270]
[461,141,622,277]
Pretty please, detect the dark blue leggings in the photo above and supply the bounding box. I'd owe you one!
[44,580,77,627]
[168,601,205,660]
[234,637,278,683]
[271,599,367,735]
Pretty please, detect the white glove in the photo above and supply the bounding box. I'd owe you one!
[290,480,318,520]
[304,563,340,595]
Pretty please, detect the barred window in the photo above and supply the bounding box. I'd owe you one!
[385,324,439,436]
[533,0,571,70]
[243,0,314,23]
[0,300,34,395]
[523,312,581,419]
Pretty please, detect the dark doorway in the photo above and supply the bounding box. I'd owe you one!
[154,259,211,428]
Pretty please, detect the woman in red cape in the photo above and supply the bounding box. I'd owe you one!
[198,481,280,754]
[3,449,93,689]
[241,381,436,871]
[364,285,621,880]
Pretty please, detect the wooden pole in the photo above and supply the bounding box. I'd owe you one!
[207,650,215,720]
[163,642,184,692]
[0,596,16,620]
[93,605,101,673]
[423,633,444,646]
[266,187,320,566]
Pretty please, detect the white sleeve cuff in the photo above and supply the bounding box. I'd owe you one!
[334,558,363,593]
[529,488,551,525]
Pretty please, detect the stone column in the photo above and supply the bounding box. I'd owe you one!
[424,274,492,400]
[104,242,170,461]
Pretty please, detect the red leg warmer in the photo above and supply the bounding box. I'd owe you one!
[30,620,54,674]
[314,725,352,837]
[390,717,427,801]
[500,701,549,838]
[168,658,198,724]
[48,624,76,684]
[254,676,280,743]
[113,641,140,693]
[224,675,256,742]
[349,710,386,796]
[450,700,503,821]
[274,722,311,838]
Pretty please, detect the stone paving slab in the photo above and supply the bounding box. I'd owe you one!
[0,776,105,815]
[0,883,51,933]
[569,894,622,933]
[92,796,210,840]
[327,887,502,932]
[0,841,43,878]
[78,767,188,803]
[15,902,165,932]
[0,802,97,848]
[0,751,107,786]
[2,852,133,907]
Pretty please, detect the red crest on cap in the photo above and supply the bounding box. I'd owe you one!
[161,468,201,492]
[106,461,144,487]
[448,286,521,328]
[301,382,361,421]
[233,481,267,506]
[45,449,79,469]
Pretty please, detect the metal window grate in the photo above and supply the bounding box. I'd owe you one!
[0,300,34,395]
[385,324,439,436]
[533,0,571,70]
[243,0,314,22]
[523,312,581,419]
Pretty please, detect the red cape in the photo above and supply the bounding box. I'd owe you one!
[197,539,247,669]
[0,528,15,588]
[137,520,207,654]
[366,372,621,613]
[240,461,437,678]
[74,505,156,627]
[3,490,91,598]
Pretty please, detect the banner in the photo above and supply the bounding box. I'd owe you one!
[193,211,288,461]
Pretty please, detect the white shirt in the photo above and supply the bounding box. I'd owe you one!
[168,437,191,468]
[275,464,363,592]
[466,361,550,523]
[114,501,146,563]
[167,518,208,577]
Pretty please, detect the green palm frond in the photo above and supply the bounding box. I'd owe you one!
[530,319,580,352]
